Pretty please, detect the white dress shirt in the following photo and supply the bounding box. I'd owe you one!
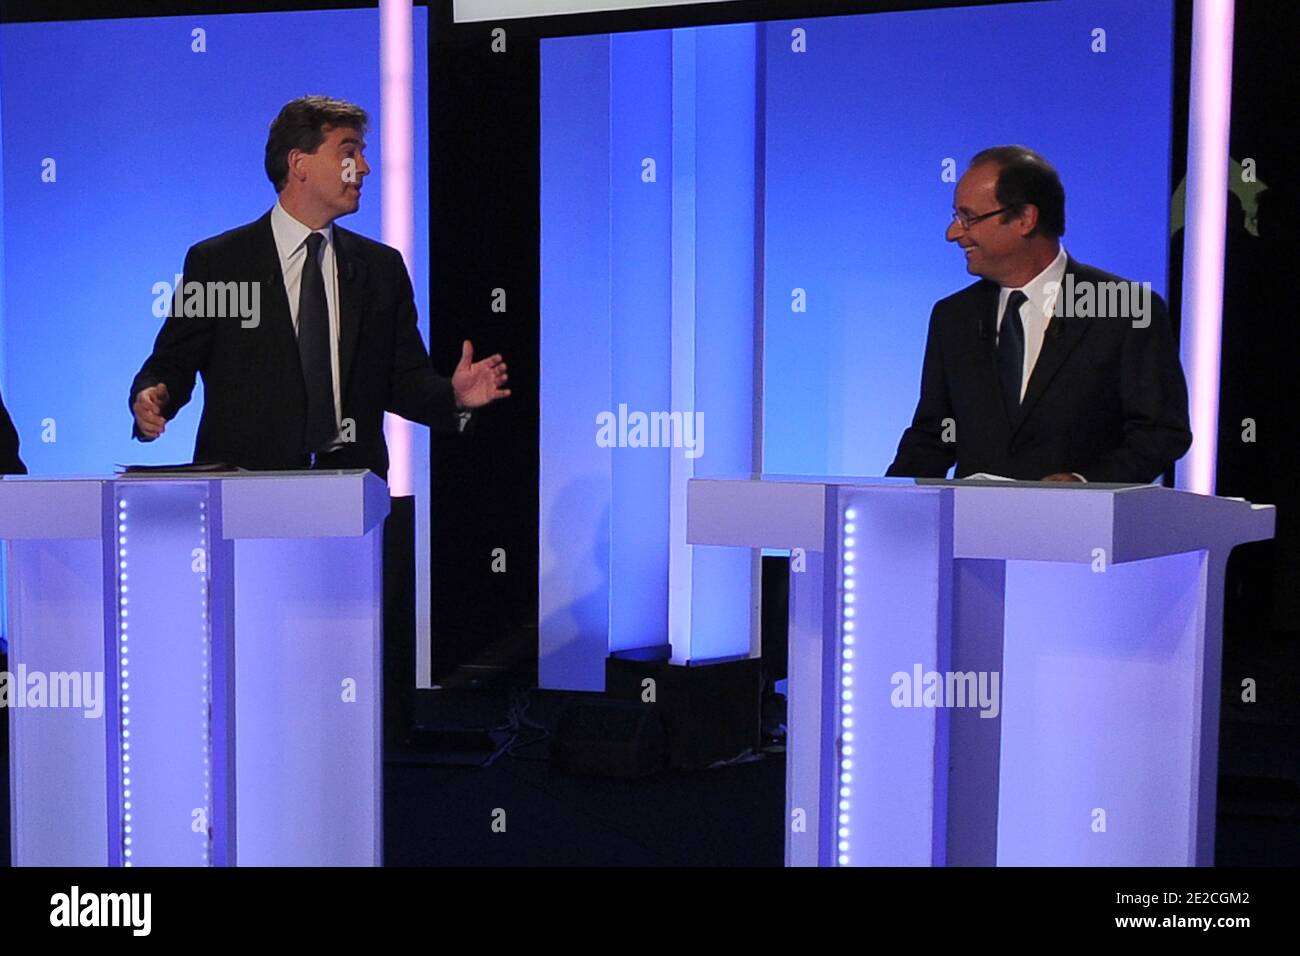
[994,245,1085,481]
[995,244,1067,403]
[270,199,342,441]
[272,199,473,442]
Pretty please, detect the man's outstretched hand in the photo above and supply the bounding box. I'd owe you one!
[133,383,170,440]
[451,340,511,409]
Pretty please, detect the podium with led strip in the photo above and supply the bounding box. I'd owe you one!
[1,471,387,867]
[687,477,1274,867]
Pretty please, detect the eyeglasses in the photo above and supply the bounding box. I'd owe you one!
[951,206,1014,230]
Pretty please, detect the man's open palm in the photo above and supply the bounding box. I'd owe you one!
[451,340,510,409]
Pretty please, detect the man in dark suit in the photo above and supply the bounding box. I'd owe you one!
[887,146,1190,483]
[0,388,25,475]
[130,95,509,478]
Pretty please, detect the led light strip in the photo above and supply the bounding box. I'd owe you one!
[115,493,215,866]
[116,498,133,866]
[837,506,858,866]
[199,497,212,866]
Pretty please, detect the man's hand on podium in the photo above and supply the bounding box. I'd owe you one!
[133,383,170,440]
[451,339,511,410]
[1041,473,1082,482]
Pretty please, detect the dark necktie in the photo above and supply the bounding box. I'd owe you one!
[997,290,1028,415]
[297,231,335,454]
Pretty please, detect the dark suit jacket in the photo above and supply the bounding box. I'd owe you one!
[130,209,463,481]
[0,388,26,475]
[886,257,1191,482]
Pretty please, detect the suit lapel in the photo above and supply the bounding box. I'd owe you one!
[332,227,369,403]
[256,212,368,404]
[968,280,1014,432]
[1011,255,1093,434]
[252,211,296,350]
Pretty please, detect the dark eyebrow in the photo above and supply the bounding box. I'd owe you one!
[340,136,365,149]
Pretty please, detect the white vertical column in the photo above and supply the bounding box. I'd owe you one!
[667,31,698,662]
[1176,0,1235,495]
[379,1,433,682]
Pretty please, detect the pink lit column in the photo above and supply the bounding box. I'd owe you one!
[1176,0,1235,494]
[380,1,435,682]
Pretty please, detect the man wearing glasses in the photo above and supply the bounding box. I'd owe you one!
[886,146,1191,483]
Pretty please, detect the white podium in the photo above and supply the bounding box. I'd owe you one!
[1,471,388,866]
[688,478,1275,866]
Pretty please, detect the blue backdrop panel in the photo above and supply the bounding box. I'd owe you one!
[0,9,431,475]
[539,35,614,690]
[761,0,1174,477]
[0,9,430,649]
[609,30,673,656]
[540,25,759,688]
[539,0,1174,689]
[685,23,757,661]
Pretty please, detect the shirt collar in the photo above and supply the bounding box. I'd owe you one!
[271,198,333,261]
[1000,244,1067,317]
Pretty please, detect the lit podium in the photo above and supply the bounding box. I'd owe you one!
[1,471,388,867]
[687,478,1275,867]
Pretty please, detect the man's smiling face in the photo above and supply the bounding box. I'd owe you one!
[945,161,1024,284]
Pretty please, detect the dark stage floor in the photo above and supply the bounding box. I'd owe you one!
[382,685,785,866]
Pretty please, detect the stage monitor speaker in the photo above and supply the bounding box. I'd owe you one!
[606,656,762,771]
